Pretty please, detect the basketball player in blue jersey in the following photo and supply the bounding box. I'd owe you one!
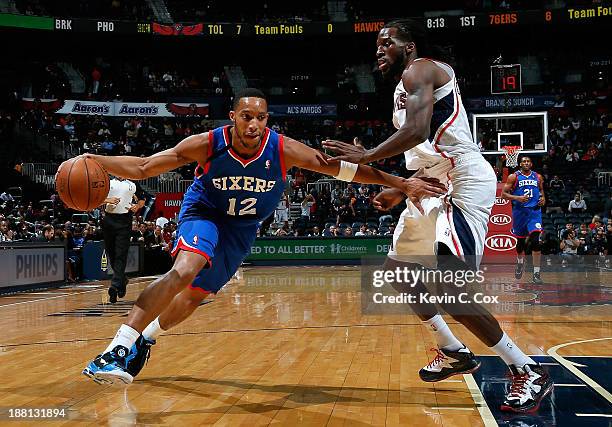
[69,88,448,387]
[323,20,552,413]
[502,156,546,284]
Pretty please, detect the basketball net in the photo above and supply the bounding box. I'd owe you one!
[502,146,521,168]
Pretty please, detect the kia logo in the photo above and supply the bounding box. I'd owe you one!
[490,214,512,225]
[485,234,517,251]
[494,197,509,206]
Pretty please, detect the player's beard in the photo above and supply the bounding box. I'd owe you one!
[383,52,407,83]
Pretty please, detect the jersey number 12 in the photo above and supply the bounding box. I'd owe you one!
[227,197,257,216]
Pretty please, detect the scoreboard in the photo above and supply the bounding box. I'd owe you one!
[41,6,612,36]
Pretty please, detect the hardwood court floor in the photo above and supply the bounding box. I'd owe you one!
[0,266,610,426]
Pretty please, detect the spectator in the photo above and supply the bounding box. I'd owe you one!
[0,219,13,242]
[589,215,602,231]
[274,193,289,226]
[343,226,353,237]
[560,230,581,266]
[155,214,169,229]
[592,227,607,256]
[309,226,321,237]
[577,225,592,255]
[549,175,565,190]
[560,223,575,240]
[336,200,354,226]
[355,224,368,236]
[301,193,315,221]
[34,224,55,242]
[566,150,579,162]
[275,223,290,236]
[331,184,342,202]
[385,224,396,236]
[568,194,587,213]
[149,225,168,250]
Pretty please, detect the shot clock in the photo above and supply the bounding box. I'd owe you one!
[491,64,522,95]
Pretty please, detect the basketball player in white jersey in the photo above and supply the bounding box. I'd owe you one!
[323,19,552,413]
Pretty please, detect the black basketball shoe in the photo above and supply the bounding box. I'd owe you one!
[501,363,554,413]
[419,346,481,382]
[515,261,525,279]
[125,335,155,377]
[532,271,543,284]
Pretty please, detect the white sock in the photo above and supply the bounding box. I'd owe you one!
[422,314,465,352]
[104,324,140,353]
[534,266,541,273]
[491,332,535,367]
[142,317,165,341]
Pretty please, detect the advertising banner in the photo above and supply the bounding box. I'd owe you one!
[52,100,209,117]
[465,95,557,111]
[268,104,337,117]
[483,183,516,262]
[82,241,143,280]
[0,245,65,288]
[152,193,184,219]
[246,237,392,262]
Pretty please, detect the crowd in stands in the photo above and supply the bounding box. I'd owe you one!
[0,190,176,280]
[24,61,231,103]
[2,99,611,280]
[11,88,612,245]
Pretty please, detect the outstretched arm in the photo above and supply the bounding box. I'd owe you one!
[66,133,210,180]
[283,137,446,205]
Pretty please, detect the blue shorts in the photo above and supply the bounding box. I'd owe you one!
[170,218,258,294]
[511,207,542,238]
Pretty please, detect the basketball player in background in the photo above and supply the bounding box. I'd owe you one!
[502,156,545,284]
[71,89,447,386]
[323,20,552,413]
[103,177,146,303]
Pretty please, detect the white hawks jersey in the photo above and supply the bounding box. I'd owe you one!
[392,58,479,170]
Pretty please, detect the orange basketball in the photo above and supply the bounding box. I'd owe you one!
[55,157,110,211]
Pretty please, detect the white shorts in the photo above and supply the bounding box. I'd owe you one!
[388,152,496,268]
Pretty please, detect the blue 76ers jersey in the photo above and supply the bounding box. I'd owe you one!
[179,126,286,225]
[511,171,540,209]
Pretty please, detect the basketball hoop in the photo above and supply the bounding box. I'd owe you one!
[502,146,521,168]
